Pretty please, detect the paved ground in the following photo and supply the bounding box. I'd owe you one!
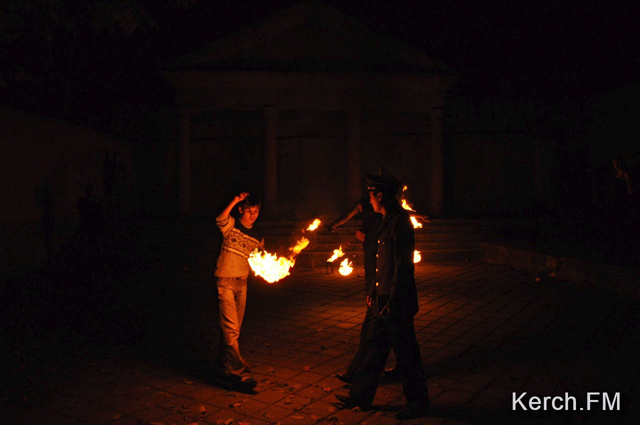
[3,261,640,425]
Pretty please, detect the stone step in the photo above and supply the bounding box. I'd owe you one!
[258,218,497,228]
[282,241,482,252]
[260,226,498,237]
[294,249,482,268]
[266,232,497,247]
[254,219,499,264]
[139,219,499,264]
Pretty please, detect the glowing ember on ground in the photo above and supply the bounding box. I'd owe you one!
[307,219,321,231]
[339,258,353,276]
[414,250,421,263]
[249,237,310,283]
[401,186,423,228]
[327,246,345,262]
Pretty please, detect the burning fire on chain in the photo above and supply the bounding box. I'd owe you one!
[327,246,345,263]
[248,237,309,283]
[414,250,421,263]
[289,237,310,256]
[401,186,423,229]
[339,258,353,276]
[307,218,321,231]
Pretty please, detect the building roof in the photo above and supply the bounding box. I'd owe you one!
[165,0,454,75]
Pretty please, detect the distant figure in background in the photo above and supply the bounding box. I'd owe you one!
[631,151,640,214]
[77,184,103,231]
[212,192,264,393]
[103,151,128,219]
[612,155,635,215]
[75,183,107,266]
[36,176,55,267]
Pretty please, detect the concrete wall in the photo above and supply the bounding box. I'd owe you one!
[1,106,131,275]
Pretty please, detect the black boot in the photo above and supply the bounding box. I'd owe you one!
[395,401,428,420]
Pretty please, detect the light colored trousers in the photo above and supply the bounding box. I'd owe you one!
[216,277,250,377]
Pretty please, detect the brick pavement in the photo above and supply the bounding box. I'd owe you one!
[3,262,640,425]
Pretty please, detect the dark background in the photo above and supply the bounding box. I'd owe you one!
[2,0,639,126]
[2,4,639,419]
[2,0,639,272]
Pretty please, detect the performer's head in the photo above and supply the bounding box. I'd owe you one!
[366,173,402,215]
[612,155,628,172]
[238,195,261,226]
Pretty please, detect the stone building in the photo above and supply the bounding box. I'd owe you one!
[160,0,456,219]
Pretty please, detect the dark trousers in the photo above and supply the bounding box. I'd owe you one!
[345,306,374,378]
[349,315,429,407]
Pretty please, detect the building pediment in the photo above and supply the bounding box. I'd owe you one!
[166,0,453,75]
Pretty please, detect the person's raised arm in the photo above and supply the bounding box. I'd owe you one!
[217,192,249,221]
[410,211,431,223]
[327,201,363,233]
[216,192,249,236]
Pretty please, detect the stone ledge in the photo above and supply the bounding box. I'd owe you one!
[481,242,640,299]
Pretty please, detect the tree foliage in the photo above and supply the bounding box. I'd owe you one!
[0,0,194,118]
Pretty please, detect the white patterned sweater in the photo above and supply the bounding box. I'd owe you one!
[214,215,264,278]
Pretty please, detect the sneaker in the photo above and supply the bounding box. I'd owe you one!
[220,374,257,394]
[381,367,401,383]
[335,373,351,384]
[240,377,257,391]
[334,394,371,411]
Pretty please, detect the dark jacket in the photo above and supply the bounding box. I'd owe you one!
[369,209,419,319]
[360,198,382,293]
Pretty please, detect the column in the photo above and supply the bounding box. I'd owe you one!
[347,109,362,201]
[263,106,279,214]
[430,106,445,217]
[177,108,191,216]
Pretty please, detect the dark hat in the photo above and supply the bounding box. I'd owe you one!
[366,166,402,192]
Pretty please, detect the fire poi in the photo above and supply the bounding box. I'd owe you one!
[307,218,321,231]
[401,185,423,229]
[248,237,309,283]
[414,250,421,263]
[289,237,310,256]
[338,258,353,276]
[327,246,345,263]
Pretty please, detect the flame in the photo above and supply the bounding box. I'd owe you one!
[249,237,309,283]
[401,198,415,212]
[327,246,345,262]
[414,250,421,263]
[289,237,310,256]
[307,218,321,231]
[401,186,423,229]
[339,258,353,276]
[248,250,296,283]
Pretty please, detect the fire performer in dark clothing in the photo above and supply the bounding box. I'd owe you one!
[328,169,428,384]
[327,196,381,382]
[335,173,429,420]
